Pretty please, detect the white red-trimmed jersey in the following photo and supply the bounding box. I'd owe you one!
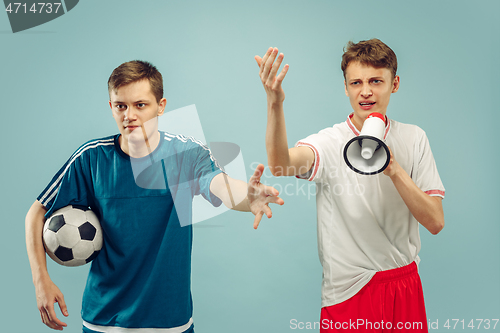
[295,114,445,308]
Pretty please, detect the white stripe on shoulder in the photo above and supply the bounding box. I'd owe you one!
[176,134,188,142]
[82,318,193,333]
[164,133,224,171]
[68,137,115,160]
[39,139,115,206]
[184,135,224,171]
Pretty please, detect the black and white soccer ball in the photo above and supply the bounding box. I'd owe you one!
[43,205,103,267]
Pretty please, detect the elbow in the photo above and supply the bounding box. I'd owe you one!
[270,168,282,177]
[426,198,444,235]
[429,219,444,235]
[269,165,286,177]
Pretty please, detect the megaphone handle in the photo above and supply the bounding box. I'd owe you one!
[357,138,381,151]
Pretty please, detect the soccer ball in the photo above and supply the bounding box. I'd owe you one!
[43,205,103,267]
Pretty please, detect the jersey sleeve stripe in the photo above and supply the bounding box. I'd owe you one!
[38,139,114,207]
[295,142,320,181]
[169,133,225,172]
[67,138,115,162]
[424,189,445,197]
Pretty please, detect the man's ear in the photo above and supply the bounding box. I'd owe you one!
[158,98,167,116]
[344,80,348,96]
[392,76,400,93]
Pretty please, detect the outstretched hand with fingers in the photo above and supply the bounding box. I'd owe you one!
[255,47,289,104]
[248,164,284,229]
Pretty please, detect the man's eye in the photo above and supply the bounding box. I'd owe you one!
[116,105,127,110]
[372,80,382,84]
[137,103,146,108]
[351,82,359,85]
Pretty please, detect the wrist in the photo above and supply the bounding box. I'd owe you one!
[388,164,405,180]
[33,270,51,286]
[267,98,284,108]
[245,197,251,212]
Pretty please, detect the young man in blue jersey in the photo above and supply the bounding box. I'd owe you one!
[255,40,445,331]
[25,60,284,332]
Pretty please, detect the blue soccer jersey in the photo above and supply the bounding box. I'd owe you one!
[37,131,224,332]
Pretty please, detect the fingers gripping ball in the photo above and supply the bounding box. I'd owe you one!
[43,205,103,267]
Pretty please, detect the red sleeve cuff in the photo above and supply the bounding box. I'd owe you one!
[295,142,320,181]
[424,189,445,198]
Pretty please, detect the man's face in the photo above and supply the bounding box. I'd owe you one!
[109,79,166,149]
[344,61,399,129]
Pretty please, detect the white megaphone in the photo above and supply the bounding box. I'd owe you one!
[343,112,390,175]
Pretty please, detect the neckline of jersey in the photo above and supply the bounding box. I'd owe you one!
[114,131,165,161]
[346,113,391,140]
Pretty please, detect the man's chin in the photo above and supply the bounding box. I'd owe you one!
[128,128,160,144]
[121,128,141,140]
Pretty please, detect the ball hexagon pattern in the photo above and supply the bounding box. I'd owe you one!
[43,205,102,267]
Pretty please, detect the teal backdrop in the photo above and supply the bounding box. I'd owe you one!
[1,1,499,332]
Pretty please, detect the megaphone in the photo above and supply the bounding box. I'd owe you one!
[343,112,390,175]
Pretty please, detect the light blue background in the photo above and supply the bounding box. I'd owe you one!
[1,1,499,332]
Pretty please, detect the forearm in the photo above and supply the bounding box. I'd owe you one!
[389,170,444,235]
[212,174,251,211]
[26,201,51,285]
[231,196,251,212]
[266,101,292,176]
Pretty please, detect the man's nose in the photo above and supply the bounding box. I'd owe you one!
[124,107,137,121]
[361,85,372,97]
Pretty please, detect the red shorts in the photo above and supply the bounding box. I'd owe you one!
[320,262,428,332]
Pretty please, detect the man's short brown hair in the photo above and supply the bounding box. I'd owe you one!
[341,39,398,79]
[108,60,163,103]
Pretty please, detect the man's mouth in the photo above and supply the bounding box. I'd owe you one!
[359,102,375,110]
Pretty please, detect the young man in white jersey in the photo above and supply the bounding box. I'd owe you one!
[255,39,445,332]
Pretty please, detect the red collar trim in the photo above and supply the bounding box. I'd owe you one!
[347,113,391,140]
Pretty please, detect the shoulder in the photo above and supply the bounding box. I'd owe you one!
[160,132,223,170]
[160,132,211,158]
[162,132,208,148]
[313,121,348,136]
[67,135,117,162]
[73,135,116,154]
[298,121,349,147]
[389,119,427,139]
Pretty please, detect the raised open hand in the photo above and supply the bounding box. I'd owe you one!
[255,47,289,104]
